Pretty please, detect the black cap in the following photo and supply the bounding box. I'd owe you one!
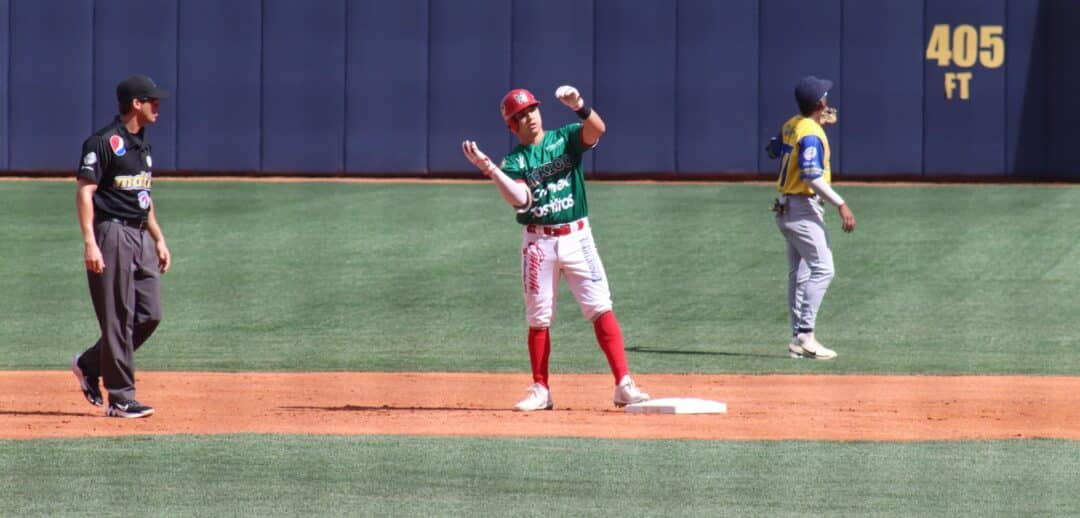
[795,76,832,111]
[116,74,169,105]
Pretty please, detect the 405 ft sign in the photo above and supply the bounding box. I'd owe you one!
[925,24,1004,100]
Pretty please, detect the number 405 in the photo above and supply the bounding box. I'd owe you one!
[926,24,1004,69]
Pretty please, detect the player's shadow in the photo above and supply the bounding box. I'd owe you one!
[626,346,779,359]
[278,405,511,413]
[0,410,90,417]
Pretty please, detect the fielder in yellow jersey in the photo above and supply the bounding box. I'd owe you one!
[766,76,855,360]
[776,114,830,194]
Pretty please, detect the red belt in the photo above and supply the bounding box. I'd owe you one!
[526,220,586,236]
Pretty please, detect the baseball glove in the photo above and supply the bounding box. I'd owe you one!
[820,107,838,125]
[765,137,782,159]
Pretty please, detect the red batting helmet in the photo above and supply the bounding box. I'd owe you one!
[500,88,540,131]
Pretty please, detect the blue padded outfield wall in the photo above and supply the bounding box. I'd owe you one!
[0,0,1077,179]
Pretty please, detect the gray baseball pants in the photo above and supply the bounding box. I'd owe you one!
[775,195,835,335]
[79,220,162,403]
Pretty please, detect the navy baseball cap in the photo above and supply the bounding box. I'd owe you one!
[116,75,169,104]
[795,76,832,110]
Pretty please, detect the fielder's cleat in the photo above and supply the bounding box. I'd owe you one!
[106,399,155,418]
[613,375,650,407]
[514,383,554,411]
[791,333,837,360]
[71,355,104,406]
[787,337,805,359]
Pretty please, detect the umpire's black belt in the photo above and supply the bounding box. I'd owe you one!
[96,216,147,230]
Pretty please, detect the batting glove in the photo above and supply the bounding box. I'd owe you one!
[555,85,585,111]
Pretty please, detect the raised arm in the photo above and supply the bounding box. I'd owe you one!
[556,85,605,147]
[462,140,532,212]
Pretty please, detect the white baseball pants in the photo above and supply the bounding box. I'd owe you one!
[520,218,612,328]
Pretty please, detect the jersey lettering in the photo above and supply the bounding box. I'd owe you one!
[524,154,575,186]
[534,177,571,199]
[530,193,575,218]
[113,172,153,190]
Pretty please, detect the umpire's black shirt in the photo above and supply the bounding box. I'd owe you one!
[77,116,154,221]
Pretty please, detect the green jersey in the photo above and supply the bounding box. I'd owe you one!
[500,123,592,225]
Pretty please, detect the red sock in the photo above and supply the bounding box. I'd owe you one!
[592,311,629,383]
[527,327,551,387]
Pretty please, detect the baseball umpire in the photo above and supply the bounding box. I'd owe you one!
[461,85,651,411]
[71,74,171,418]
[766,76,856,360]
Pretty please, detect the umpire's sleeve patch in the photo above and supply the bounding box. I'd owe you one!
[77,136,109,182]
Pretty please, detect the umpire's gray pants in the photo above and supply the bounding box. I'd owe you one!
[81,220,162,403]
[775,196,835,335]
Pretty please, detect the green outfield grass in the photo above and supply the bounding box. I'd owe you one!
[1,180,1076,374]
[1,435,1077,517]
[1,181,1078,517]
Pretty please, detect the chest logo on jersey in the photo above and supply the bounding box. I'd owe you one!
[109,135,127,157]
[544,137,565,152]
[113,172,152,190]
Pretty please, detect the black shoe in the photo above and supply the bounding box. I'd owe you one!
[71,355,103,406]
[106,399,155,418]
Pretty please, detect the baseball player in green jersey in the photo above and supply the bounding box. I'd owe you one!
[766,76,856,360]
[462,85,650,411]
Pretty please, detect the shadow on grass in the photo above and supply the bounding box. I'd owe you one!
[626,346,780,359]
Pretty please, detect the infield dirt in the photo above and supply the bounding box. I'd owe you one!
[2,372,1077,441]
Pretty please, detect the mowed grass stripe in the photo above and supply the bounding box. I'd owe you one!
[0,181,1077,374]
[1,435,1077,517]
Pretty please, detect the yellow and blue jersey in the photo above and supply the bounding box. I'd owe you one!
[772,115,831,195]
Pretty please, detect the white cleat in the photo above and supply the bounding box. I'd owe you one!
[787,337,805,359]
[790,332,838,360]
[613,375,650,407]
[514,383,553,411]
